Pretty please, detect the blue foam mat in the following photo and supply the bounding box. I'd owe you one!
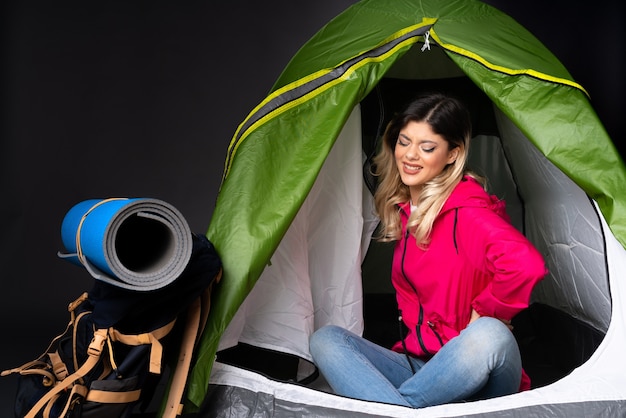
[59,198,192,291]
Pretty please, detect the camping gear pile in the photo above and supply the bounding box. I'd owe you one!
[2,198,222,418]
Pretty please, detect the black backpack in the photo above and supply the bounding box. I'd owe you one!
[2,233,222,418]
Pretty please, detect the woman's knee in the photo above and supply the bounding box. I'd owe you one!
[310,325,345,358]
[464,317,517,353]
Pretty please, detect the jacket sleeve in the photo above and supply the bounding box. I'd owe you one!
[459,207,548,320]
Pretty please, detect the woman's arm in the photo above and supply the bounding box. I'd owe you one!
[461,208,548,321]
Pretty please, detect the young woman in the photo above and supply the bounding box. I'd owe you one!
[309,93,547,408]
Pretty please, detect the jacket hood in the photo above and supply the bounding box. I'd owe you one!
[440,176,509,221]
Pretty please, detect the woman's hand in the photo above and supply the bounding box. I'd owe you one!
[469,309,481,324]
[469,309,513,330]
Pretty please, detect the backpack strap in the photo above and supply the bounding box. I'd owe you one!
[25,328,109,418]
[48,351,69,381]
[28,319,177,418]
[1,360,55,386]
[162,297,201,418]
[0,294,91,388]
[109,318,177,374]
[162,268,222,418]
[47,384,88,418]
[72,310,91,372]
[85,387,141,404]
[0,297,86,383]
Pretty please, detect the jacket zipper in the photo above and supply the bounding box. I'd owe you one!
[400,230,437,356]
[427,321,444,346]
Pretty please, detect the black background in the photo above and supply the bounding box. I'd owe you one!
[1,0,623,414]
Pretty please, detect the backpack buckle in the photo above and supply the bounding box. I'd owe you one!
[88,329,108,357]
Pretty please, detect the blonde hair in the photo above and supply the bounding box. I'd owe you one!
[373,93,482,247]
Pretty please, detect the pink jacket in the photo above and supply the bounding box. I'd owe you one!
[391,176,547,390]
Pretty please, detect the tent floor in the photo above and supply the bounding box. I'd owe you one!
[217,296,605,391]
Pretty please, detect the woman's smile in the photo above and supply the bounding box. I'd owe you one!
[402,162,422,174]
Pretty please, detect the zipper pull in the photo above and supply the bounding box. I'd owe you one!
[421,31,431,52]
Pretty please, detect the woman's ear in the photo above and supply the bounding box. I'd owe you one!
[447,147,460,164]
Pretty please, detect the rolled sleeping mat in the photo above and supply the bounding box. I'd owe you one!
[58,198,193,291]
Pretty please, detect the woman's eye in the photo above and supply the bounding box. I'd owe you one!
[398,138,409,146]
[421,146,435,153]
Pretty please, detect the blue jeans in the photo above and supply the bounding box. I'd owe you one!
[309,317,522,408]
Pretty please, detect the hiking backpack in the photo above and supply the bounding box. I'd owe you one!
[2,233,222,418]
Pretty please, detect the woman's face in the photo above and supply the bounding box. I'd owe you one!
[394,120,458,202]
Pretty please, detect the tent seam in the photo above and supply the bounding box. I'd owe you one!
[428,28,589,96]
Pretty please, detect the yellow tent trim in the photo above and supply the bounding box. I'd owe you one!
[428,28,588,96]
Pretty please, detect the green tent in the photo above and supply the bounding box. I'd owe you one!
[187,0,626,415]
